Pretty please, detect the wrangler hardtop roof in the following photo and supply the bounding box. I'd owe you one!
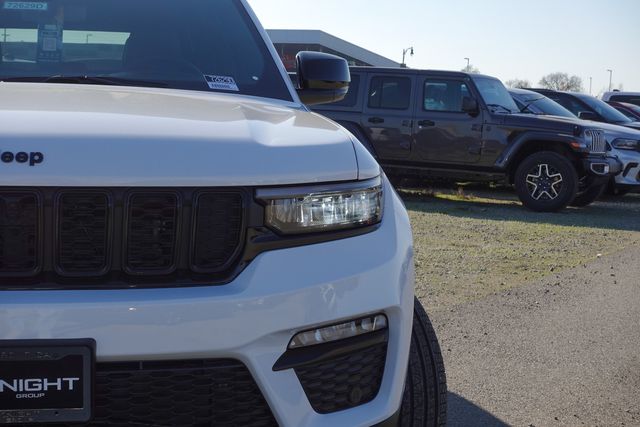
[347,66,498,81]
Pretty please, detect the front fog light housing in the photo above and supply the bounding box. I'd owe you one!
[289,314,388,349]
[257,177,383,234]
[612,138,640,151]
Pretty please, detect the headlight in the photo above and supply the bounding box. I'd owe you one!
[612,138,640,151]
[256,177,383,234]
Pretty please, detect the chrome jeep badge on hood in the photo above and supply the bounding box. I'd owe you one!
[0,150,44,166]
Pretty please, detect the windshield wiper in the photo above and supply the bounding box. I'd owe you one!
[486,104,513,114]
[521,97,545,112]
[1,75,169,88]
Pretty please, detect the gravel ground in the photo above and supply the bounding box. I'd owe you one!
[403,188,640,426]
[433,243,640,427]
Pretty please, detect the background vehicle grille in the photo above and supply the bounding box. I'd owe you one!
[54,359,278,427]
[586,130,607,153]
[0,188,246,288]
[295,341,387,414]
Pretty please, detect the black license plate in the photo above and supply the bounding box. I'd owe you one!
[0,339,94,425]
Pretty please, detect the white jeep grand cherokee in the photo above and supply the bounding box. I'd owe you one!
[0,1,446,426]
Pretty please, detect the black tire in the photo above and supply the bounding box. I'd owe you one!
[399,298,447,427]
[570,182,607,207]
[514,151,578,212]
[339,122,378,158]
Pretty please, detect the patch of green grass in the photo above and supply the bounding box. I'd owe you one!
[403,188,640,311]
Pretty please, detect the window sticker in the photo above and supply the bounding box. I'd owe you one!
[3,1,48,11]
[37,23,63,62]
[204,75,240,92]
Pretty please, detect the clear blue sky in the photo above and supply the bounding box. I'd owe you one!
[248,0,640,95]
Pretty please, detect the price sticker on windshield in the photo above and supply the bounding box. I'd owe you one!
[3,1,49,10]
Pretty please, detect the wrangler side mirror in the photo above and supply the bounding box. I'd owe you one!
[462,97,479,116]
[578,111,599,121]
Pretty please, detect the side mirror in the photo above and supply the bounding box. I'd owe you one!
[295,51,350,106]
[578,111,599,121]
[462,97,479,116]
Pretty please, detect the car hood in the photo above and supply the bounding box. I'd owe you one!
[500,113,588,133]
[0,83,359,187]
[509,113,640,139]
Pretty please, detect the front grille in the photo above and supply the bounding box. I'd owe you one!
[586,129,607,153]
[295,341,387,414]
[0,188,246,288]
[54,359,278,427]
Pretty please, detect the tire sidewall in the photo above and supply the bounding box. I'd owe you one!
[515,151,578,212]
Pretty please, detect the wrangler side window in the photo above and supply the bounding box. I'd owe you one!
[423,79,470,112]
[368,76,411,110]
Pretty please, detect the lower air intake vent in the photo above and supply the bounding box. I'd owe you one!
[53,359,278,427]
[296,341,387,414]
[0,192,40,276]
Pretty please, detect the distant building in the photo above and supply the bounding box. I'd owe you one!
[266,29,400,72]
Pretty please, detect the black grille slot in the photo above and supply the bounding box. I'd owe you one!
[0,192,40,276]
[295,342,387,414]
[54,359,278,427]
[125,192,180,275]
[192,192,244,272]
[57,192,111,276]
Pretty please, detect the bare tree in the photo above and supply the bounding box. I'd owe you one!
[539,72,583,92]
[505,78,531,89]
[461,64,480,74]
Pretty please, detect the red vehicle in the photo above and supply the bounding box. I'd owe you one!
[607,101,640,121]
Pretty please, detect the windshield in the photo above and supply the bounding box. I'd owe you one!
[0,0,292,101]
[578,95,632,124]
[519,94,576,118]
[474,77,519,113]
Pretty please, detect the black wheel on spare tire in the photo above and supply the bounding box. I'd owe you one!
[570,177,607,207]
[399,298,447,427]
[514,151,578,212]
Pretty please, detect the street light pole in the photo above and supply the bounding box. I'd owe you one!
[86,34,92,44]
[589,77,592,95]
[464,57,470,69]
[401,46,414,68]
[607,69,613,92]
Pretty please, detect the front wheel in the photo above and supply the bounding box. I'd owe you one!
[399,298,447,427]
[514,151,578,212]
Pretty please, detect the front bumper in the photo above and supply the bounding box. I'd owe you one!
[582,155,623,177]
[612,149,640,186]
[0,179,415,427]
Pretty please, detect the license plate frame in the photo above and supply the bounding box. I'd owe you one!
[0,339,95,425]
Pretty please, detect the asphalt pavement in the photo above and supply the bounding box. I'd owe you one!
[431,243,640,426]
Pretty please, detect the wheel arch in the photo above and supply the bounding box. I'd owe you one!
[498,134,580,184]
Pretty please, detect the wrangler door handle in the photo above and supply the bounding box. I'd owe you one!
[418,120,435,127]
[368,117,385,124]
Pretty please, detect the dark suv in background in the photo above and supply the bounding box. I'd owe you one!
[314,67,621,212]
[529,89,640,131]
